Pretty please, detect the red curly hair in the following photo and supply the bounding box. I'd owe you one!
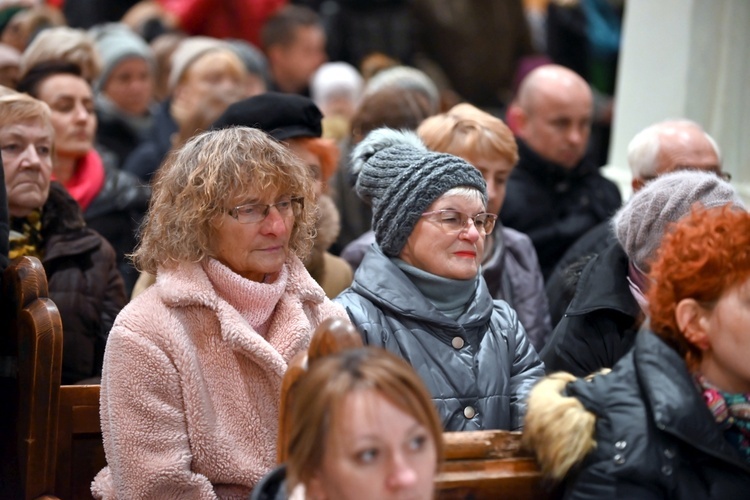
[292,137,340,183]
[647,204,750,368]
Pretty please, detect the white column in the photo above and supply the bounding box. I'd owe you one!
[603,0,750,203]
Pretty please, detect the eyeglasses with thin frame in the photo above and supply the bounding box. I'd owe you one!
[228,197,304,224]
[421,209,498,235]
[642,168,731,183]
[671,167,731,182]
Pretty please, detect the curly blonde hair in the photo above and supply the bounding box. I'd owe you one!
[132,127,317,274]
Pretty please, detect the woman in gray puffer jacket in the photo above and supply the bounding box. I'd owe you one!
[335,128,544,431]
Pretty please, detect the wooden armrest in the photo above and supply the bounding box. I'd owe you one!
[443,430,532,460]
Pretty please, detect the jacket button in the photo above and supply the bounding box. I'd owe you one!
[664,448,675,459]
[463,406,476,419]
[452,337,465,349]
[661,465,673,476]
[615,440,627,450]
[613,454,625,465]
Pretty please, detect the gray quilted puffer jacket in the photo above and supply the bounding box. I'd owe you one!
[335,245,545,431]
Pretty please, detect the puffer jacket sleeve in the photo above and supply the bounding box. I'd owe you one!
[502,227,552,351]
[499,302,546,430]
[96,323,219,499]
[557,373,665,500]
[334,291,387,347]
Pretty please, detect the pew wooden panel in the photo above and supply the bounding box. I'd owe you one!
[437,431,554,499]
[2,256,63,499]
[54,385,106,499]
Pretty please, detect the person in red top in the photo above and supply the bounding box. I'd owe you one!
[17,61,150,294]
[157,0,287,47]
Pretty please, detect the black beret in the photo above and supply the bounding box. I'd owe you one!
[210,91,322,140]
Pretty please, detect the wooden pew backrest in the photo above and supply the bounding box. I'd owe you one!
[2,256,105,500]
[437,431,554,499]
[2,256,62,499]
[55,385,105,499]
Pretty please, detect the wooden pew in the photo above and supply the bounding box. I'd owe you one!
[1,256,63,499]
[2,256,105,500]
[53,384,105,499]
[277,317,555,499]
[437,431,554,499]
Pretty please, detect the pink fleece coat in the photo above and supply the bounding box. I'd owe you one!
[91,256,346,499]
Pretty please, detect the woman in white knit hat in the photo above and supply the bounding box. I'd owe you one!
[541,170,746,377]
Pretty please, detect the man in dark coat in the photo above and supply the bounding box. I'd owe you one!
[501,64,621,280]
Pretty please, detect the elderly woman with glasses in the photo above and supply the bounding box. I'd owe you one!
[335,128,544,432]
[91,127,346,499]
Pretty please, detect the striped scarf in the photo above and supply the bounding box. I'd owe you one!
[9,209,44,260]
[696,373,750,463]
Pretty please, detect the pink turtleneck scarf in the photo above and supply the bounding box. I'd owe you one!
[204,258,288,337]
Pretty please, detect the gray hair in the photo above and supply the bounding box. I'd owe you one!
[626,119,721,180]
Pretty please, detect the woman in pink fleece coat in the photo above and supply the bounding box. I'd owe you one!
[91,126,347,499]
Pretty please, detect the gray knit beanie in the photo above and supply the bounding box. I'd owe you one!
[90,23,154,93]
[351,128,487,257]
[225,39,270,85]
[613,170,745,271]
[364,66,440,115]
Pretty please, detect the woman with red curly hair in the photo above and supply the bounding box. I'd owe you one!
[523,204,750,499]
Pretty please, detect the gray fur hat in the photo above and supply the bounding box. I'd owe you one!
[351,128,487,257]
[613,170,745,271]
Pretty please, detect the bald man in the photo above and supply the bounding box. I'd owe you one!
[501,65,621,279]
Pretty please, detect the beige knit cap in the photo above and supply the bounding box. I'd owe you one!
[612,170,745,271]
